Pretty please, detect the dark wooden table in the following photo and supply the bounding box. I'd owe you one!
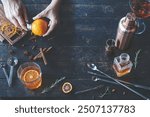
[0,0,150,100]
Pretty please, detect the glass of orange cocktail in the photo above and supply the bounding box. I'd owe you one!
[17,62,42,89]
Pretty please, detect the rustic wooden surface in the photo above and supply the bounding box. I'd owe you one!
[0,0,150,99]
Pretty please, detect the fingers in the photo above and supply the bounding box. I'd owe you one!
[17,16,27,31]
[43,19,58,37]
[5,12,20,28]
[2,1,28,31]
[10,15,27,31]
[23,6,28,23]
[10,17,20,28]
[6,9,27,30]
[17,6,28,30]
[33,11,45,20]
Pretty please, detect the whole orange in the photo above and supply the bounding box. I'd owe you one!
[31,19,48,36]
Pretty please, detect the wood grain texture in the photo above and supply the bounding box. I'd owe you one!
[0,0,150,99]
[20,0,127,5]
[23,4,129,18]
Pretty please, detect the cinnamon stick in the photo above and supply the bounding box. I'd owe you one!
[40,48,47,65]
[33,47,52,60]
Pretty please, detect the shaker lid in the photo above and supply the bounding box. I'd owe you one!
[122,12,136,28]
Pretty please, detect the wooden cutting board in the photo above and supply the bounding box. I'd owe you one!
[0,6,27,45]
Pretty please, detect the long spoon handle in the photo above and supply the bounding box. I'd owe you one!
[96,69,149,100]
[2,68,10,87]
[88,71,150,91]
[8,66,14,87]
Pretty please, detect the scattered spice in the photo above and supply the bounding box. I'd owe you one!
[9,49,15,55]
[123,91,126,95]
[112,88,116,93]
[34,39,37,43]
[32,45,37,50]
[29,36,36,40]
[29,36,37,42]
[24,50,30,56]
[29,55,34,61]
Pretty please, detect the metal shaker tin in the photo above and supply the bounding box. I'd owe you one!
[115,13,137,50]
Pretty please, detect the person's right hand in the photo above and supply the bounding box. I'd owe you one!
[1,0,28,30]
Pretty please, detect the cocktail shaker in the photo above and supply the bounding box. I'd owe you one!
[115,12,137,50]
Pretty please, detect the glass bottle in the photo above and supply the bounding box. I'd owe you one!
[113,53,133,77]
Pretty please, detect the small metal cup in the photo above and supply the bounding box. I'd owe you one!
[105,39,116,55]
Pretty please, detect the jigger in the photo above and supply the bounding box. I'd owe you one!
[7,57,18,87]
[105,39,116,55]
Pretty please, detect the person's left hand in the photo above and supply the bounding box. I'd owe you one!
[33,5,59,37]
[2,0,28,31]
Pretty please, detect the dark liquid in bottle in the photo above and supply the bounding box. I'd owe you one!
[130,0,150,18]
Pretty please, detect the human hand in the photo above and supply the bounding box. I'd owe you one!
[1,0,28,30]
[33,5,60,37]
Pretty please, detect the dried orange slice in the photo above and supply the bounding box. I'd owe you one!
[1,23,17,37]
[23,70,39,82]
[31,18,48,36]
[62,82,73,94]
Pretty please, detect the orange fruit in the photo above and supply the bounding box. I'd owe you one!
[31,19,48,36]
[23,70,40,82]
